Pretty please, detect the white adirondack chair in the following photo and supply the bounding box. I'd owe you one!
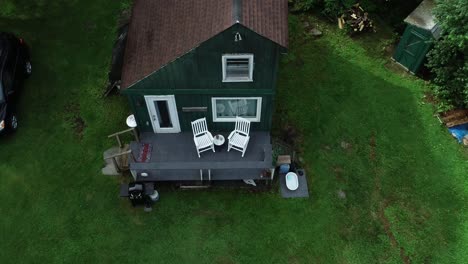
[191,118,215,158]
[227,116,251,157]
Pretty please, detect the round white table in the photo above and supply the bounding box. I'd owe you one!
[213,134,225,146]
[126,114,137,128]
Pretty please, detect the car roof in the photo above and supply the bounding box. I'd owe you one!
[0,33,11,93]
[0,33,12,60]
[0,33,14,73]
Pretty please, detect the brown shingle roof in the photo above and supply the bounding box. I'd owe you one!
[121,0,288,89]
[242,0,288,49]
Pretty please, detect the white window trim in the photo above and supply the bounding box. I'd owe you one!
[212,97,262,122]
[222,54,254,82]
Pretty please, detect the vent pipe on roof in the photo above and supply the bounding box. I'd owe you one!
[233,0,242,24]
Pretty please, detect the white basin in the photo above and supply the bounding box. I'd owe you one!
[285,172,299,191]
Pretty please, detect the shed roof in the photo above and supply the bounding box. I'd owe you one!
[121,0,289,89]
[404,0,437,30]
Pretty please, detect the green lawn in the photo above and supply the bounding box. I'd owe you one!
[1,2,467,263]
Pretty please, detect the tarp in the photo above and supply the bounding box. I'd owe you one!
[448,123,468,143]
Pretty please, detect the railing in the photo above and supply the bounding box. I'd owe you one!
[107,127,140,148]
[106,149,135,173]
[106,127,140,172]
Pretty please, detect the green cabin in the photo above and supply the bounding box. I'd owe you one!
[393,0,441,74]
[120,0,288,134]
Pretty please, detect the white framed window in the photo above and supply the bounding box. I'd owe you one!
[212,97,262,122]
[222,54,254,82]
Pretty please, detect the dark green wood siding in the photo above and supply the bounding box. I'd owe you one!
[128,92,274,132]
[123,24,282,132]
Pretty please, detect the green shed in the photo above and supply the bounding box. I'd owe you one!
[120,0,288,134]
[393,0,441,74]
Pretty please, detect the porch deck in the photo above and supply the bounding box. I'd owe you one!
[129,132,273,182]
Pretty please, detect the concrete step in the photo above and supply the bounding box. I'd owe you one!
[102,145,130,175]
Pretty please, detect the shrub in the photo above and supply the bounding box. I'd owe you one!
[427,0,468,110]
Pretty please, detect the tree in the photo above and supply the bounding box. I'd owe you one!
[427,0,468,110]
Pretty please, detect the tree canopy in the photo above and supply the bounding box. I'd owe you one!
[427,0,468,110]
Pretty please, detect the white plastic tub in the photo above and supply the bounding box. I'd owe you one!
[285,172,299,191]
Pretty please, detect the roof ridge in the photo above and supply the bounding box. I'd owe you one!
[233,0,242,23]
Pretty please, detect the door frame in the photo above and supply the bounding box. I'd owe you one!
[144,95,181,133]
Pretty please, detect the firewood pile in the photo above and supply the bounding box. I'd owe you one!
[338,4,375,34]
[438,109,468,128]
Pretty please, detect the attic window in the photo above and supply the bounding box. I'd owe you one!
[222,54,253,82]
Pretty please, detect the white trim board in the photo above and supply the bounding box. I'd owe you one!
[221,54,254,82]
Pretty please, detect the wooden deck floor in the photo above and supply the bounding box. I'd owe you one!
[129,132,273,181]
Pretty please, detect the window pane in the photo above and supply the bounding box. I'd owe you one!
[154,100,173,128]
[226,58,249,79]
[215,99,258,118]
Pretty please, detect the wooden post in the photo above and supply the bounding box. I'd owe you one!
[132,127,140,142]
[130,151,137,162]
[105,150,132,173]
[116,135,122,148]
[108,128,140,148]
[112,157,121,173]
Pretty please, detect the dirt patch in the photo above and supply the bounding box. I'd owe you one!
[378,200,411,264]
[369,134,376,161]
[278,123,301,147]
[422,91,438,105]
[333,166,346,183]
[369,133,412,264]
[384,60,411,76]
[72,117,86,138]
[64,103,87,139]
[383,43,395,57]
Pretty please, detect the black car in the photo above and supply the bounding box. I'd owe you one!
[0,32,31,134]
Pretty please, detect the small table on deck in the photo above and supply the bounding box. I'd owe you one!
[213,134,225,147]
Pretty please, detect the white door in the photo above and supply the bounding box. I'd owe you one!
[145,95,181,133]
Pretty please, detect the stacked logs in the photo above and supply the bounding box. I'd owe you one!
[338,4,375,34]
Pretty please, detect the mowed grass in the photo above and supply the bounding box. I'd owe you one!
[0,2,467,263]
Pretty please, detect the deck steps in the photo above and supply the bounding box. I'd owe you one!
[102,144,131,175]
